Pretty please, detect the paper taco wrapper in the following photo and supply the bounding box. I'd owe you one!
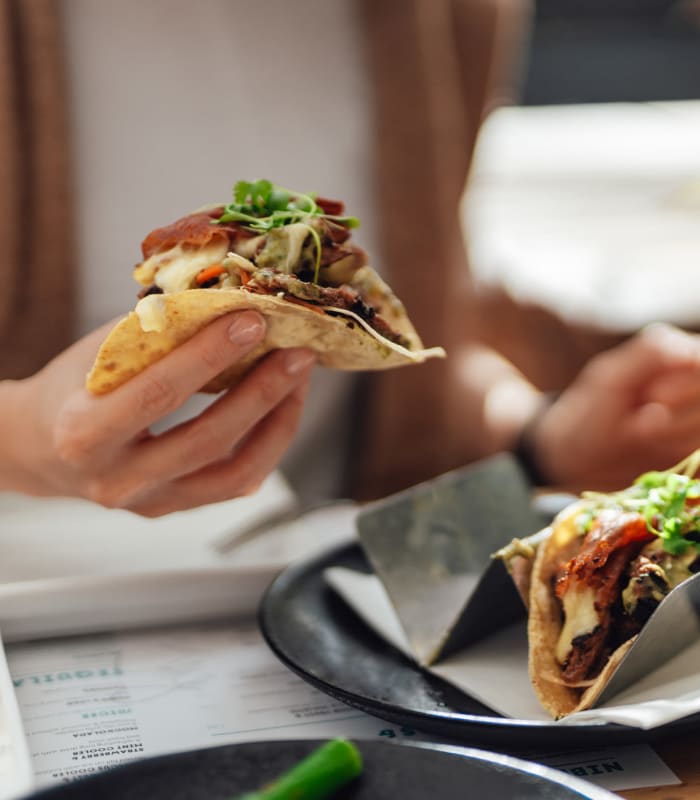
[86,266,446,395]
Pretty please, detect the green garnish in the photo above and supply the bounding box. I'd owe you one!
[579,448,700,556]
[218,179,360,284]
[234,739,363,800]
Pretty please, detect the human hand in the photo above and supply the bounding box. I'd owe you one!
[529,323,700,491]
[0,311,315,515]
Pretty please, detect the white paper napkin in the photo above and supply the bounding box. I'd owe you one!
[0,475,358,643]
[326,567,700,728]
[0,472,296,580]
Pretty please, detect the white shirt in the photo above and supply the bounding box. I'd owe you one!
[62,0,378,502]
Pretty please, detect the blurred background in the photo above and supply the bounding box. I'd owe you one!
[523,0,700,105]
[463,0,700,390]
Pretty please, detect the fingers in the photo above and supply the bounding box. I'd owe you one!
[533,325,700,492]
[102,348,315,501]
[627,398,700,446]
[595,325,700,440]
[638,323,700,368]
[129,379,311,517]
[644,368,700,410]
[590,324,700,392]
[53,311,267,467]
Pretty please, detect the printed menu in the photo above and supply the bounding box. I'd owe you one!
[0,620,680,797]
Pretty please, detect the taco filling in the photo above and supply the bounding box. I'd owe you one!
[520,449,700,717]
[133,180,410,349]
[553,471,700,687]
[86,180,445,395]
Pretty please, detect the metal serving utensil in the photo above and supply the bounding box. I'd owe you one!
[593,570,700,706]
[355,453,547,666]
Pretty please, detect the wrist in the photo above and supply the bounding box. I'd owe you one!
[513,392,558,487]
[0,378,46,494]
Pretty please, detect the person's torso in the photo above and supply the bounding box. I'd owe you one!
[63,0,378,502]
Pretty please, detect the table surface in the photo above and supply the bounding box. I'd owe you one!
[622,734,700,799]
[4,491,700,799]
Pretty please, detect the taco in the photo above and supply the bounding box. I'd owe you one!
[86,179,445,394]
[501,451,700,718]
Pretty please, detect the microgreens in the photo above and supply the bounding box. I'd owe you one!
[580,448,700,555]
[217,179,360,283]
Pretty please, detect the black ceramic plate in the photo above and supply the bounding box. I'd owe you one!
[259,541,700,751]
[25,739,617,799]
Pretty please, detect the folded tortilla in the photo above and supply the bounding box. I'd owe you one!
[86,265,445,394]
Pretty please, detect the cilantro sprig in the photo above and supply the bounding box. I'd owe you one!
[580,448,700,555]
[217,179,360,283]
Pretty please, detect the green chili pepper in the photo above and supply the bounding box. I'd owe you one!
[235,739,363,800]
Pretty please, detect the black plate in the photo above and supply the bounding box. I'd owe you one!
[259,542,700,751]
[25,739,617,799]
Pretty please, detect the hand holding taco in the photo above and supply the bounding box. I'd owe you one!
[86,179,445,394]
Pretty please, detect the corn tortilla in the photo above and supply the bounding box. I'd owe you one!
[86,267,445,394]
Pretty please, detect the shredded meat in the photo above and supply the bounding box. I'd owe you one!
[561,542,642,682]
[244,270,411,348]
[556,512,653,598]
[557,512,654,683]
[315,197,345,216]
[318,217,351,244]
[295,219,365,278]
[562,627,606,683]
[320,243,366,269]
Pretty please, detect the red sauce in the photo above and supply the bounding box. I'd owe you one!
[315,197,345,216]
[140,208,248,259]
[556,511,653,598]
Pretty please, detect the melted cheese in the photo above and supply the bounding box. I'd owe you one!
[135,294,167,333]
[153,242,229,293]
[556,586,599,665]
[134,241,228,291]
[231,235,265,259]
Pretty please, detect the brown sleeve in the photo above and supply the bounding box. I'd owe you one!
[0,0,75,379]
[347,0,533,499]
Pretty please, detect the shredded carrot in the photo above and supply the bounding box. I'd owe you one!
[239,269,251,285]
[195,264,226,285]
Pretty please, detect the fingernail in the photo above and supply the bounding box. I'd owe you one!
[283,349,316,375]
[642,321,695,357]
[228,312,265,345]
[642,322,674,337]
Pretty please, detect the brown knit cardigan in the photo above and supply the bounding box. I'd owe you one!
[0,0,75,378]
